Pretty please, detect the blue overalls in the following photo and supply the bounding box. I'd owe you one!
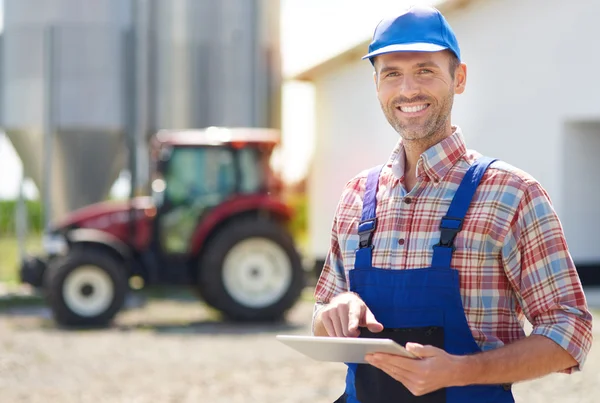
[336,157,515,403]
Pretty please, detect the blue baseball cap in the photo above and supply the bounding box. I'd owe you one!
[363,6,461,64]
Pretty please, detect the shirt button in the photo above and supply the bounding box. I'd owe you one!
[398,238,405,246]
[404,197,412,204]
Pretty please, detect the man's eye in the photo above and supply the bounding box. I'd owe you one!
[418,69,433,74]
[386,72,399,77]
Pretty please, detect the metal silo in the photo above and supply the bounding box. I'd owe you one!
[132,0,281,190]
[0,0,281,222]
[1,0,132,222]
[146,0,281,131]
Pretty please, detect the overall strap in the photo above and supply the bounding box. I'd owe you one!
[354,165,384,270]
[431,156,498,268]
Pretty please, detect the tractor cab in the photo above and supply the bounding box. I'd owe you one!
[149,127,282,258]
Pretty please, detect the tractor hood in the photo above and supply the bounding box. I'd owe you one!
[51,196,155,231]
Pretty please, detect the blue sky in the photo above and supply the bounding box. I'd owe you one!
[0,0,439,199]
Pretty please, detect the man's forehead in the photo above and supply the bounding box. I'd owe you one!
[374,51,447,68]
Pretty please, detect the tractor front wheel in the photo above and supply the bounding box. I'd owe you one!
[43,247,128,327]
[197,218,304,321]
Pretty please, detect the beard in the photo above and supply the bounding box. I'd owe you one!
[381,88,454,142]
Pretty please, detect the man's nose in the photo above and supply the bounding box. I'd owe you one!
[398,76,420,99]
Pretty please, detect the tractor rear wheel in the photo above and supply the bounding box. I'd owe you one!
[197,218,304,321]
[43,247,128,327]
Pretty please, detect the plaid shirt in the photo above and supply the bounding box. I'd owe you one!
[313,127,593,371]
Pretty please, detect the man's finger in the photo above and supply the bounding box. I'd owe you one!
[337,303,352,337]
[347,300,364,335]
[366,355,413,383]
[405,342,442,358]
[321,313,336,337]
[367,353,420,374]
[329,312,345,337]
[364,307,384,332]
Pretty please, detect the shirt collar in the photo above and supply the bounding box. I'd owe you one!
[388,126,467,185]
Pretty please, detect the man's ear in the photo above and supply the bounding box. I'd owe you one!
[454,63,467,94]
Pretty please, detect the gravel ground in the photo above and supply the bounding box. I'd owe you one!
[0,290,597,403]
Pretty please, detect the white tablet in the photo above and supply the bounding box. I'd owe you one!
[276,335,418,364]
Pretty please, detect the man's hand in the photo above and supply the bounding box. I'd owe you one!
[316,292,384,337]
[365,343,463,396]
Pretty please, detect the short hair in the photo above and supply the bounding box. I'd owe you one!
[447,51,461,79]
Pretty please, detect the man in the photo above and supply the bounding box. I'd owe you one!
[312,5,593,403]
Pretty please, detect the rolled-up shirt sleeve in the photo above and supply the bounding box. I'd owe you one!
[502,181,593,372]
[311,186,355,334]
[311,216,349,334]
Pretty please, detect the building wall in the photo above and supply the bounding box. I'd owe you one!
[448,0,600,264]
[308,0,600,266]
[308,59,397,259]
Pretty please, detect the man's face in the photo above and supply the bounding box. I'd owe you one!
[373,51,466,142]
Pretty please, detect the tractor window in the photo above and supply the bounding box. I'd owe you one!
[238,147,266,193]
[164,147,235,204]
[160,146,235,253]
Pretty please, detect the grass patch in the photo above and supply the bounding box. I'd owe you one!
[0,294,45,309]
[0,235,43,284]
[301,286,315,303]
[133,285,198,301]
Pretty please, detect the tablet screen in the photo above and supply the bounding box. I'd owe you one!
[276,335,418,364]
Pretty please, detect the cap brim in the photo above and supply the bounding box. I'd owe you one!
[362,43,448,60]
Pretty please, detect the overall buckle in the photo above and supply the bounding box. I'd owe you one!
[435,216,463,249]
[358,218,377,248]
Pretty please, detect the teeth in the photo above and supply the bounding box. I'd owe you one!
[400,104,427,113]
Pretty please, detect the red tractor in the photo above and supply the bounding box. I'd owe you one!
[20,127,305,327]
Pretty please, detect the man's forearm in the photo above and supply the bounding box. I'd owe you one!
[456,335,578,386]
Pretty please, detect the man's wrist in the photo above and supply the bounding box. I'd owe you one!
[330,291,360,303]
[312,303,328,336]
[450,353,481,387]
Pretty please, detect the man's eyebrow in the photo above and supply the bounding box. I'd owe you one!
[379,66,399,75]
[415,61,441,69]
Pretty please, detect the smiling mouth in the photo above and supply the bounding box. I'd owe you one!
[397,104,430,113]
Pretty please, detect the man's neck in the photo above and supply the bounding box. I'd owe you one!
[402,125,454,186]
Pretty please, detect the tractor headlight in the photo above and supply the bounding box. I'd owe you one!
[42,232,68,255]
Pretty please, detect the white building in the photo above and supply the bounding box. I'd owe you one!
[293,0,600,284]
